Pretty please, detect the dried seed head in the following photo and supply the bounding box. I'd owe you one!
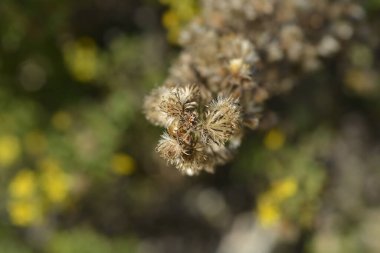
[202,97,241,146]
[144,0,369,176]
[159,85,200,121]
[176,150,210,176]
[144,87,171,127]
[151,84,244,175]
[176,84,200,108]
[156,133,184,163]
[159,92,183,120]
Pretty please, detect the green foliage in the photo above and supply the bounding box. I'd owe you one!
[0,232,33,253]
[49,228,137,253]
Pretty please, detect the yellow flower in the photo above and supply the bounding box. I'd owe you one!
[263,129,286,151]
[63,37,99,82]
[160,0,198,43]
[270,177,298,201]
[8,169,36,199]
[256,177,298,227]
[7,200,42,226]
[39,158,69,204]
[257,196,281,227]
[162,11,181,43]
[0,135,21,167]
[111,153,135,176]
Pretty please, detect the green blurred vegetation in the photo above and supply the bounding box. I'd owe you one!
[0,0,380,253]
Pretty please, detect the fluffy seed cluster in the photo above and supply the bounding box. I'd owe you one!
[144,0,370,175]
[146,85,241,175]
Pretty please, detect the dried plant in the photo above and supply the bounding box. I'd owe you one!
[144,0,370,175]
[145,84,241,175]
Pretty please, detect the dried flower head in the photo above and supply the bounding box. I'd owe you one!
[160,85,199,116]
[145,83,243,175]
[202,97,241,146]
[143,87,171,127]
[144,0,370,175]
[156,133,184,162]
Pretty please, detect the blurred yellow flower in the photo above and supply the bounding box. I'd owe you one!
[51,111,73,131]
[63,37,99,82]
[7,200,42,226]
[111,153,135,176]
[270,177,298,201]
[39,158,69,204]
[257,197,281,227]
[162,10,181,43]
[0,135,21,167]
[160,0,198,43]
[8,169,36,199]
[25,131,47,156]
[256,177,298,227]
[264,129,286,151]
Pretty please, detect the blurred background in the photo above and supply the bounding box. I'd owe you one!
[0,0,380,253]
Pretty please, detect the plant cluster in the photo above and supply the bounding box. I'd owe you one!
[144,0,370,175]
